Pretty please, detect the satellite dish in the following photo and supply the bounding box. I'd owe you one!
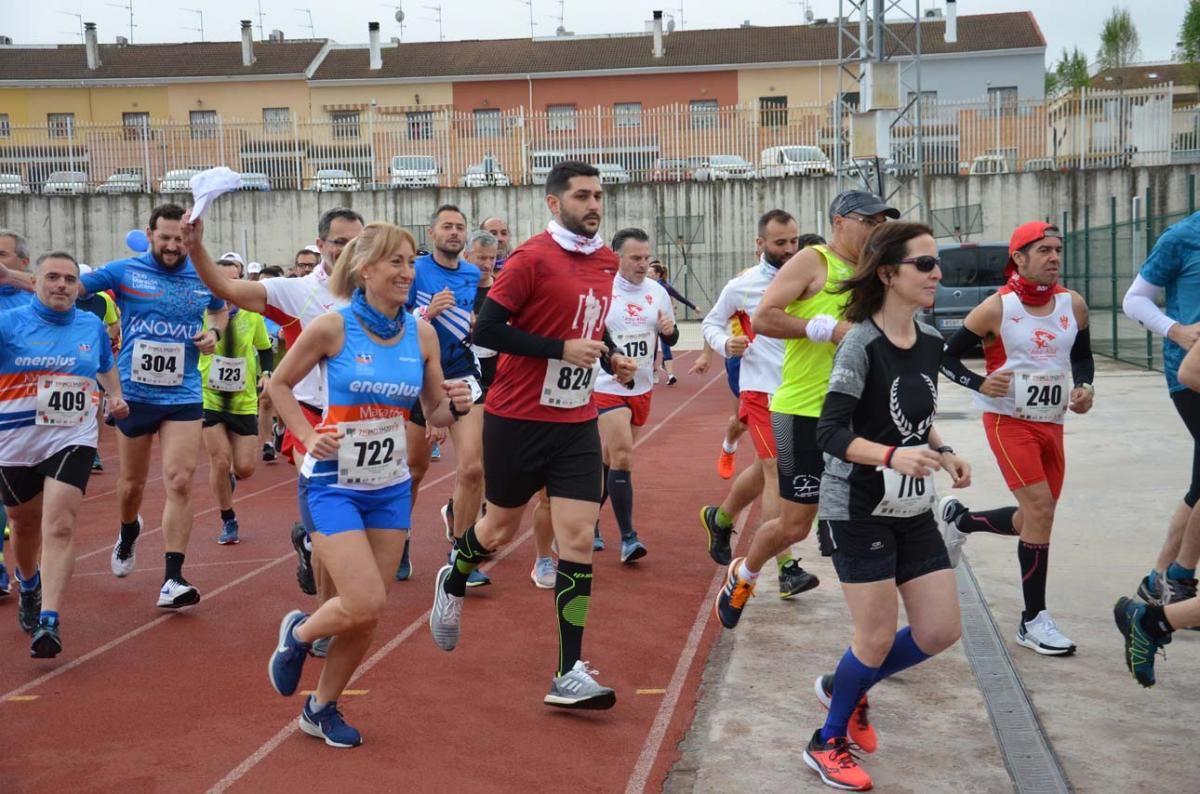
[395,9,405,23]
[805,9,814,23]
[666,18,676,33]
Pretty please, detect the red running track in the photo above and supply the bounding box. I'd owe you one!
[0,350,758,792]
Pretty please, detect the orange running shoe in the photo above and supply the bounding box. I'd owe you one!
[803,729,873,791]
[814,674,877,753]
[717,449,735,479]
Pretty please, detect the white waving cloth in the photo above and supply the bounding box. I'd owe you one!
[189,167,243,221]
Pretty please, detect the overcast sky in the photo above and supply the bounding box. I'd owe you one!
[4,0,1187,69]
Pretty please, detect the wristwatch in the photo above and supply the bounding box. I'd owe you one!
[1076,382,1095,395]
[210,327,222,342]
[449,399,469,420]
[935,445,955,455]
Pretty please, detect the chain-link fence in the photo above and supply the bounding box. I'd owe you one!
[1062,174,1198,373]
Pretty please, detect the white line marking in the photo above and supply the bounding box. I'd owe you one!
[209,362,721,791]
[73,557,280,578]
[0,555,291,704]
[624,509,751,794]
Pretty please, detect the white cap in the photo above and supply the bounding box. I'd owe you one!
[247,261,263,274]
[303,244,321,254]
[218,251,245,266]
[78,263,93,276]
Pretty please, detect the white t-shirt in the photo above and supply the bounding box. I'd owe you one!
[596,274,674,397]
[263,266,347,408]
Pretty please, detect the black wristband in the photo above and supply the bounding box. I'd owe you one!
[935,445,955,455]
[211,327,222,342]
[448,399,469,420]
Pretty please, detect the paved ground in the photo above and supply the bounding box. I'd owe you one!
[665,324,1200,792]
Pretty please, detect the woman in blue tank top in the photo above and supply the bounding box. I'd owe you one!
[265,223,473,748]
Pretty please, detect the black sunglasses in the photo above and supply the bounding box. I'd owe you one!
[898,255,940,273]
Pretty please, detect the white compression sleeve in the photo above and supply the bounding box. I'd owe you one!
[1122,275,1176,338]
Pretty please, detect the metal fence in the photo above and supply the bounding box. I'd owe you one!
[1061,174,1198,373]
[0,84,1195,194]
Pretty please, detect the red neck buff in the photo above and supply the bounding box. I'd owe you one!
[1006,273,1061,306]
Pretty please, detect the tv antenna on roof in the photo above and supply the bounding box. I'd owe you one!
[424,3,443,41]
[295,8,315,37]
[182,8,205,41]
[106,1,135,42]
[382,4,407,40]
[517,0,535,38]
[56,10,84,42]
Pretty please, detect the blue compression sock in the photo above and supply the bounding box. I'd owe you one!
[869,627,931,688]
[1166,562,1196,581]
[821,649,878,742]
[39,610,59,626]
[16,568,40,592]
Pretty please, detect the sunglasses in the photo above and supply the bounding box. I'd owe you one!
[898,255,941,272]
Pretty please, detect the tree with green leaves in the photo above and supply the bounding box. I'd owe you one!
[1178,0,1200,93]
[1046,47,1091,94]
[1097,7,1140,70]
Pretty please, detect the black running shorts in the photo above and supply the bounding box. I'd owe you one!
[482,413,602,508]
[772,412,824,504]
[818,512,951,585]
[0,445,97,506]
[202,409,259,437]
[1171,389,1200,507]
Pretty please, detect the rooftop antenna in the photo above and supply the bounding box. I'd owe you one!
[792,0,815,23]
[517,0,535,38]
[56,10,85,41]
[106,0,135,42]
[182,8,205,41]
[255,0,268,39]
[382,4,407,41]
[295,8,315,37]
[675,0,684,29]
[424,3,443,41]
[554,0,564,30]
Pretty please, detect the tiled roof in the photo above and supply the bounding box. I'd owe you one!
[0,40,327,82]
[1091,62,1199,92]
[312,12,1044,81]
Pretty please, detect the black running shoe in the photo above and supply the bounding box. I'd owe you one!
[292,522,316,596]
[31,620,62,659]
[18,580,41,635]
[262,443,277,462]
[778,560,820,599]
[699,505,734,565]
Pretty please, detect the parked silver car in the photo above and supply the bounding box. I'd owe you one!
[97,173,144,194]
[595,162,631,184]
[695,155,754,181]
[159,169,199,193]
[313,169,360,192]
[0,174,30,195]
[389,155,439,189]
[43,171,90,195]
[461,161,511,188]
[237,172,271,191]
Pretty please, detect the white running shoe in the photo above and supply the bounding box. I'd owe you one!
[1016,610,1076,656]
[936,497,968,568]
[429,564,463,651]
[157,578,201,609]
[110,514,143,578]
[544,660,616,710]
[440,502,453,544]
[530,556,556,589]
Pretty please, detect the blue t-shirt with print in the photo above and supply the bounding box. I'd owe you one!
[82,252,224,404]
[406,253,481,379]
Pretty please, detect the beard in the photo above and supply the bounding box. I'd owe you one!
[558,207,601,237]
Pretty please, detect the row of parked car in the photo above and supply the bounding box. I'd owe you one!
[0,170,275,195]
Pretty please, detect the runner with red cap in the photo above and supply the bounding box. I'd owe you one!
[938,221,1096,656]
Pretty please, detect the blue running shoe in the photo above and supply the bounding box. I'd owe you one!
[217,518,240,546]
[300,697,363,748]
[467,568,491,587]
[1114,596,1171,688]
[0,563,10,597]
[714,557,756,629]
[620,536,647,563]
[395,537,412,581]
[593,522,605,551]
[18,579,41,635]
[268,610,310,696]
[430,442,442,461]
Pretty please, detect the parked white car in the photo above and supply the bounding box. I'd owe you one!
[43,171,90,195]
[696,155,755,181]
[312,169,361,192]
[96,173,144,194]
[530,150,566,185]
[237,172,271,191]
[461,161,511,188]
[595,162,631,184]
[0,174,30,195]
[389,155,439,189]
[159,169,199,193]
[965,155,1011,176]
[759,145,832,177]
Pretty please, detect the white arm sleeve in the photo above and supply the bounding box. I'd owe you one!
[1122,275,1176,338]
[701,285,736,358]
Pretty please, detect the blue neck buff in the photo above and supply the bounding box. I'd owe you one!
[351,288,406,339]
[32,296,75,326]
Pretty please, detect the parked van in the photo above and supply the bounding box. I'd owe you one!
[389,155,439,189]
[759,145,833,177]
[918,241,1009,337]
[530,150,567,185]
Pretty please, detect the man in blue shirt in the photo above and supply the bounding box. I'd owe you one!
[0,229,32,596]
[1122,211,1200,608]
[84,204,228,609]
[407,205,490,585]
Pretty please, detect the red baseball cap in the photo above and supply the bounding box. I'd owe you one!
[1005,221,1061,276]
